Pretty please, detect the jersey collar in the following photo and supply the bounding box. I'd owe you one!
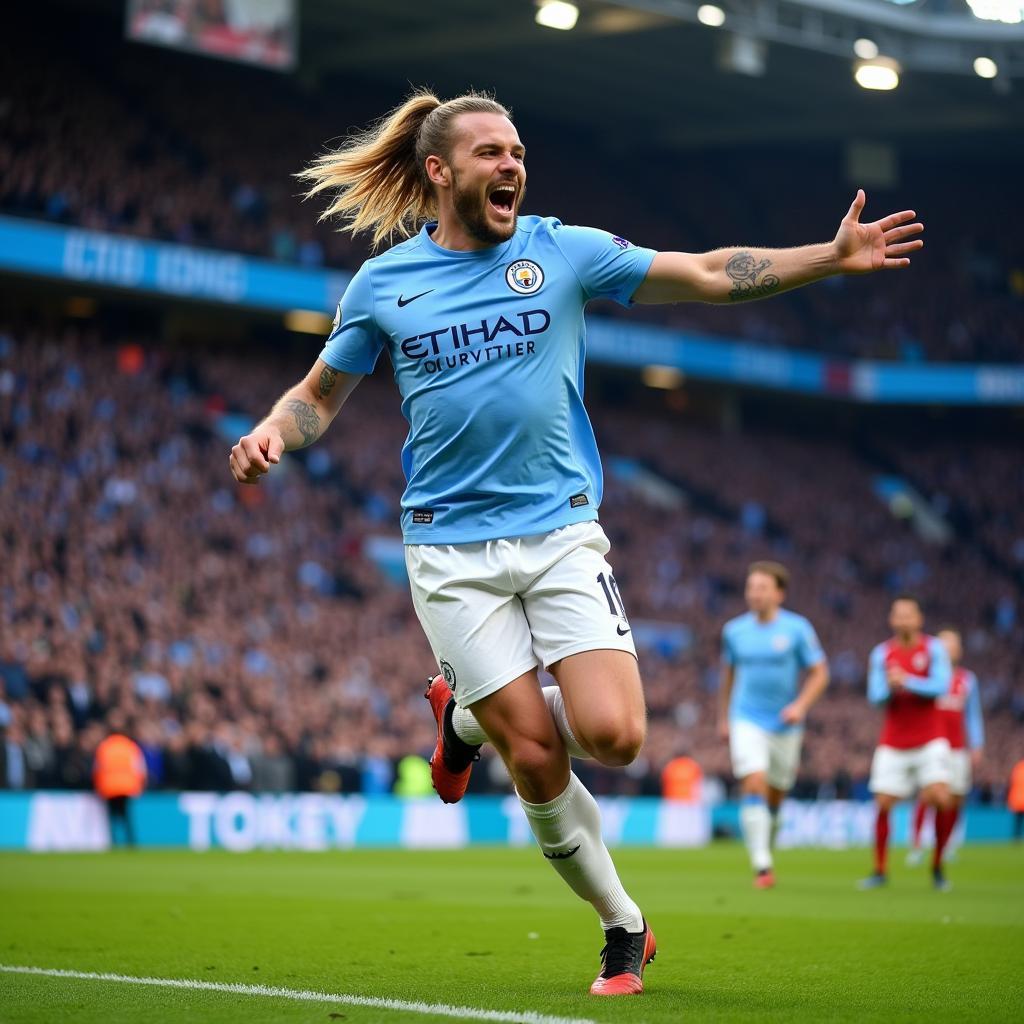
[419,221,516,261]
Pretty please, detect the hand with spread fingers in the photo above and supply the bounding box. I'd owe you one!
[833,188,924,275]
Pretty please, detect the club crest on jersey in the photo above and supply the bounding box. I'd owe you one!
[772,635,790,652]
[506,259,544,295]
[913,651,928,672]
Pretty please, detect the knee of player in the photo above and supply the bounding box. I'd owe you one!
[586,718,646,768]
[740,773,769,798]
[506,735,564,786]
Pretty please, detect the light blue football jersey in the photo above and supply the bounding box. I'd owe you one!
[721,609,827,733]
[320,215,656,543]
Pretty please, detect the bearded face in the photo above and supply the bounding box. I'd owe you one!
[451,164,525,245]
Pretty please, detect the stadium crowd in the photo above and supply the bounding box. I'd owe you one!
[1,321,1021,799]
[1,12,1021,364]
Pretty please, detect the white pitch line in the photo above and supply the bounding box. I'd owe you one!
[0,964,598,1024]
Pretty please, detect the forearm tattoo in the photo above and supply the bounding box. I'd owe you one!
[283,399,321,446]
[725,251,781,302]
[318,364,338,399]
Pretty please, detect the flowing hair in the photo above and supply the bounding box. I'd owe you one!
[295,88,510,249]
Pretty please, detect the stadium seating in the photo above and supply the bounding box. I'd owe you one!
[1,13,1020,364]
[0,322,1019,798]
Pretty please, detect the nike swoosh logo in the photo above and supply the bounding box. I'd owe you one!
[397,289,435,307]
[617,625,631,636]
[543,844,581,860]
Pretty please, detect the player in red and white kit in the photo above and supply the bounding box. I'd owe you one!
[859,596,954,891]
[906,627,985,867]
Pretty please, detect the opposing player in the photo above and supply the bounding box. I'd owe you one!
[860,597,954,891]
[906,627,984,866]
[718,562,829,888]
[228,90,924,993]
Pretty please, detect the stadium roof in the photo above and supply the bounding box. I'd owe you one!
[306,0,1024,158]
[53,0,1024,158]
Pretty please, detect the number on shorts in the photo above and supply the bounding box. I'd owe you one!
[597,571,627,619]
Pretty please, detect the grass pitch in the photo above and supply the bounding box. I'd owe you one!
[1,844,1021,1023]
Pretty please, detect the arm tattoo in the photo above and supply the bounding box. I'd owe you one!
[318,365,338,399]
[725,251,781,302]
[283,399,321,446]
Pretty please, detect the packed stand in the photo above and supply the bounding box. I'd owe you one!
[1,322,1021,800]
[1,12,1021,364]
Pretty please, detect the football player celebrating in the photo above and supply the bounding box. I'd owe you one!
[230,89,924,992]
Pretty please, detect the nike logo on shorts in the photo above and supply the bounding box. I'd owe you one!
[397,289,435,307]
[617,625,631,636]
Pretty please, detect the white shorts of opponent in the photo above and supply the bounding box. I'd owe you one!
[948,749,972,797]
[405,521,637,708]
[869,738,952,799]
[729,718,804,791]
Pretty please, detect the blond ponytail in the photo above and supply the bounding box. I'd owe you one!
[296,88,510,249]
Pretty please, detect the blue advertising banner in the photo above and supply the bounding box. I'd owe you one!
[0,792,1013,852]
[0,794,708,851]
[0,215,349,313]
[0,792,710,852]
[2,215,1023,405]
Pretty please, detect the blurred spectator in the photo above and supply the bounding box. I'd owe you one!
[1010,759,1024,842]
[93,720,147,846]
[661,754,702,803]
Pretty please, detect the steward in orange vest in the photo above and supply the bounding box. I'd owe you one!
[661,755,703,803]
[93,732,147,846]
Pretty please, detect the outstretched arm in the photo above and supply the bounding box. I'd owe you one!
[229,359,361,485]
[632,190,923,305]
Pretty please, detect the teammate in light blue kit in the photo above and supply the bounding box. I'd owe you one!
[229,90,923,995]
[719,562,829,887]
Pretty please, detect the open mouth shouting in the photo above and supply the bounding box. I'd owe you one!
[487,180,518,217]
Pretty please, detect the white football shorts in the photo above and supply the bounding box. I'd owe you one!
[869,738,952,799]
[948,748,972,797]
[404,521,637,708]
[729,718,804,791]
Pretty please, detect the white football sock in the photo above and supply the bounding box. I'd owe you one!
[740,797,773,871]
[519,772,642,932]
[450,704,487,746]
[542,686,592,760]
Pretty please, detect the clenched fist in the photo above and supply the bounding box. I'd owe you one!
[229,428,285,485]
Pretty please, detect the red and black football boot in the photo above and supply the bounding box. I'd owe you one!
[424,674,480,804]
[589,918,657,996]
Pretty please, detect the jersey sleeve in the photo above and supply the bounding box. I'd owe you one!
[319,265,385,375]
[796,618,826,668]
[965,672,985,750]
[551,224,657,306]
[903,637,952,697]
[720,624,736,666]
[867,644,889,705]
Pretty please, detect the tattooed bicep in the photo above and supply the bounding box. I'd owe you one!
[304,359,363,414]
[318,362,338,399]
